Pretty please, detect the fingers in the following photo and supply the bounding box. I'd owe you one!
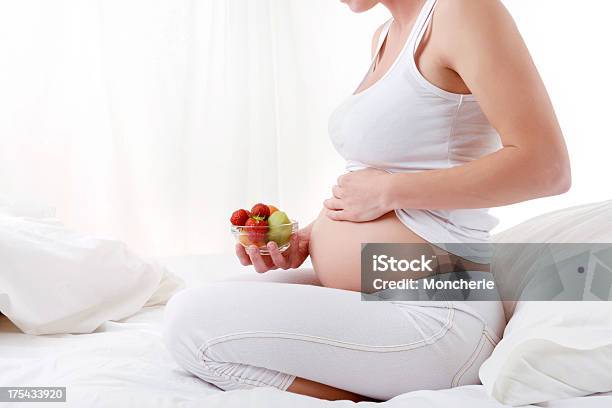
[235,243,252,266]
[337,174,345,186]
[267,241,290,269]
[240,235,301,273]
[326,209,350,221]
[288,234,301,269]
[246,245,276,273]
[332,184,343,198]
[324,197,343,211]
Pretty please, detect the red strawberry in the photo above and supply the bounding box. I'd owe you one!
[230,209,250,226]
[250,203,271,220]
[245,218,266,227]
[245,218,268,245]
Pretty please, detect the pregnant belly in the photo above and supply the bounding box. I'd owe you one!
[309,210,427,292]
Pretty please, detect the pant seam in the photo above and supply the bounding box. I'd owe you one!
[198,306,455,358]
[196,305,455,390]
[451,329,488,388]
[482,328,499,346]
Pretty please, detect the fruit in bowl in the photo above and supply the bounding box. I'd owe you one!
[230,203,298,254]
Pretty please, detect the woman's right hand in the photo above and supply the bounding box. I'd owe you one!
[235,224,312,273]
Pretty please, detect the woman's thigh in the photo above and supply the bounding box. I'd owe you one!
[164,281,501,400]
[220,267,321,286]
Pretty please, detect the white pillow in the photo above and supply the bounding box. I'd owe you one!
[480,200,612,406]
[493,199,612,319]
[0,213,183,335]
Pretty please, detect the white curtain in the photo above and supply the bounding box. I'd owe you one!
[1,0,610,256]
[0,0,386,256]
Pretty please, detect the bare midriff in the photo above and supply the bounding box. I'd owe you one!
[309,210,489,292]
[309,211,429,292]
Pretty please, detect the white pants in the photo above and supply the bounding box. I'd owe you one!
[163,269,505,401]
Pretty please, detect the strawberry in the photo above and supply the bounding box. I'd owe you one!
[245,218,266,227]
[245,218,268,246]
[251,203,271,220]
[230,209,250,226]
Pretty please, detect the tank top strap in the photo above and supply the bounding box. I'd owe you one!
[371,19,393,72]
[411,0,439,56]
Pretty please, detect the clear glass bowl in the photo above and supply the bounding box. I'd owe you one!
[231,221,298,255]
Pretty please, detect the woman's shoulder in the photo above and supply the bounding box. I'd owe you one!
[434,0,514,31]
[432,0,521,65]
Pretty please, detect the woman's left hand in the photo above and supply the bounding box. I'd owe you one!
[324,168,394,222]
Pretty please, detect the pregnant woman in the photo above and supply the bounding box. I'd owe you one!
[164,0,570,402]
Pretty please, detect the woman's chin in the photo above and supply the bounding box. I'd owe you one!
[340,0,378,14]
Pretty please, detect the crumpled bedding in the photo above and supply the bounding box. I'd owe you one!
[1,254,611,407]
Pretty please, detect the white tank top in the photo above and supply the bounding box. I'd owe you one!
[329,0,502,258]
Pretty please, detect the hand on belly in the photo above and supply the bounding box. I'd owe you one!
[308,210,427,292]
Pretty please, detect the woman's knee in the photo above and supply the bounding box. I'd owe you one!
[162,284,295,391]
[163,281,262,354]
[163,286,239,386]
[163,286,222,372]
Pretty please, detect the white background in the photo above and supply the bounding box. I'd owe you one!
[0,0,610,256]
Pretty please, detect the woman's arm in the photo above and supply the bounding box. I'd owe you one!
[325,0,570,221]
[389,0,570,209]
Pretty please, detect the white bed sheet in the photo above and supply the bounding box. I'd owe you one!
[1,254,611,408]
